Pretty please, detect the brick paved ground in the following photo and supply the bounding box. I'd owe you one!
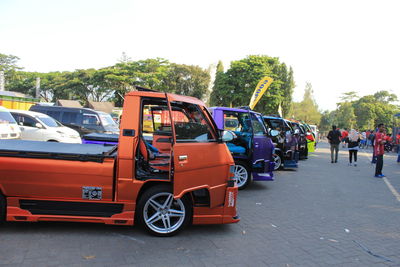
[1,141,399,266]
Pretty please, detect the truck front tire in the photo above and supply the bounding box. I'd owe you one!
[272,153,283,170]
[137,184,192,237]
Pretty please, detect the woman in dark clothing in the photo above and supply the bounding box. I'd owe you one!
[346,129,361,166]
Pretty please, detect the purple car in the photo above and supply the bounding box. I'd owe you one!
[209,107,277,190]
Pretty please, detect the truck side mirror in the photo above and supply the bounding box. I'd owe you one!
[221,130,236,142]
[269,129,280,137]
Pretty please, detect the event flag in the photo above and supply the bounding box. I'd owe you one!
[278,103,283,117]
[249,76,273,110]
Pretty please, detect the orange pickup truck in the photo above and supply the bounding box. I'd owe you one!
[0,89,239,236]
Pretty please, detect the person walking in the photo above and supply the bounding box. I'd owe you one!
[374,124,387,178]
[346,129,361,166]
[327,125,342,163]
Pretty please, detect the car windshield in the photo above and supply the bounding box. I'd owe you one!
[100,114,118,127]
[252,114,267,135]
[36,115,62,127]
[0,111,17,124]
[266,118,283,130]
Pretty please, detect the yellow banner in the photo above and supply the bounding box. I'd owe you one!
[249,76,273,110]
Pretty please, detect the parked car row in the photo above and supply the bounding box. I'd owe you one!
[29,105,120,136]
[0,106,21,140]
[0,104,121,144]
[0,88,318,237]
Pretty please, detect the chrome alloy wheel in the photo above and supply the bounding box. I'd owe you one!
[143,192,186,234]
[272,153,282,170]
[234,164,249,188]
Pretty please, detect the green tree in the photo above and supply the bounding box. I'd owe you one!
[163,63,210,100]
[319,110,337,132]
[335,101,357,129]
[280,66,294,117]
[290,82,321,124]
[0,53,22,90]
[210,55,294,114]
[210,60,228,106]
[352,90,399,130]
[5,71,37,95]
[340,91,359,102]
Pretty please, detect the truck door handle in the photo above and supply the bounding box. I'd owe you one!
[179,155,188,161]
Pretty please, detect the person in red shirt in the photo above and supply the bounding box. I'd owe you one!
[341,128,349,148]
[374,124,386,178]
[397,133,400,163]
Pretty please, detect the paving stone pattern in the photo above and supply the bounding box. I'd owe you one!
[0,141,399,266]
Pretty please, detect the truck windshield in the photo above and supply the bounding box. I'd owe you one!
[0,111,17,124]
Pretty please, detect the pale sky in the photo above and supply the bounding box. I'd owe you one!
[1,0,399,110]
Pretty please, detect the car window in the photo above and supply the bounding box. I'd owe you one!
[18,115,38,127]
[171,101,217,143]
[266,119,283,130]
[82,113,100,125]
[1,111,17,124]
[251,114,267,136]
[62,112,78,124]
[99,114,118,127]
[223,111,251,133]
[37,115,60,127]
[46,110,62,121]
[141,98,172,143]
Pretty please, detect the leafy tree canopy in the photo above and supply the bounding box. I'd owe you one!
[3,55,210,107]
[210,55,294,116]
[290,82,321,124]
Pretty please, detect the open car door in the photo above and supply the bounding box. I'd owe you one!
[167,94,231,208]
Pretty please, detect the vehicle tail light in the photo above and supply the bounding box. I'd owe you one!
[227,165,236,187]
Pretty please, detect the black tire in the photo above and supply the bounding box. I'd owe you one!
[136,184,192,237]
[272,153,283,170]
[0,194,6,224]
[234,161,251,190]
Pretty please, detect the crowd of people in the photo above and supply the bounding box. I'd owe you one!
[326,124,400,178]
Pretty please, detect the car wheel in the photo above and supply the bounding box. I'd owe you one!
[234,162,250,190]
[137,184,192,237]
[272,153,283,170]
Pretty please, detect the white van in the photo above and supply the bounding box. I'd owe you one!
[10,109,81,143]
[0,106,21,139]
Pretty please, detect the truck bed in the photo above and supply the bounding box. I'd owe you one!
[0,140,116,163]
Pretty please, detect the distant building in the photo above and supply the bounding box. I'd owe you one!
[56,99,82,108]
[87,101,114,114]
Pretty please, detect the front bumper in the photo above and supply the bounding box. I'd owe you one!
[252,160,275,181]
[192,186,240,225]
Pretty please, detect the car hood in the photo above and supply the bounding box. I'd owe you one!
[52,126,80,136]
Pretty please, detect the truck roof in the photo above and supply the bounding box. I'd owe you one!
[209,106,262,115]
[127,91,206,106]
